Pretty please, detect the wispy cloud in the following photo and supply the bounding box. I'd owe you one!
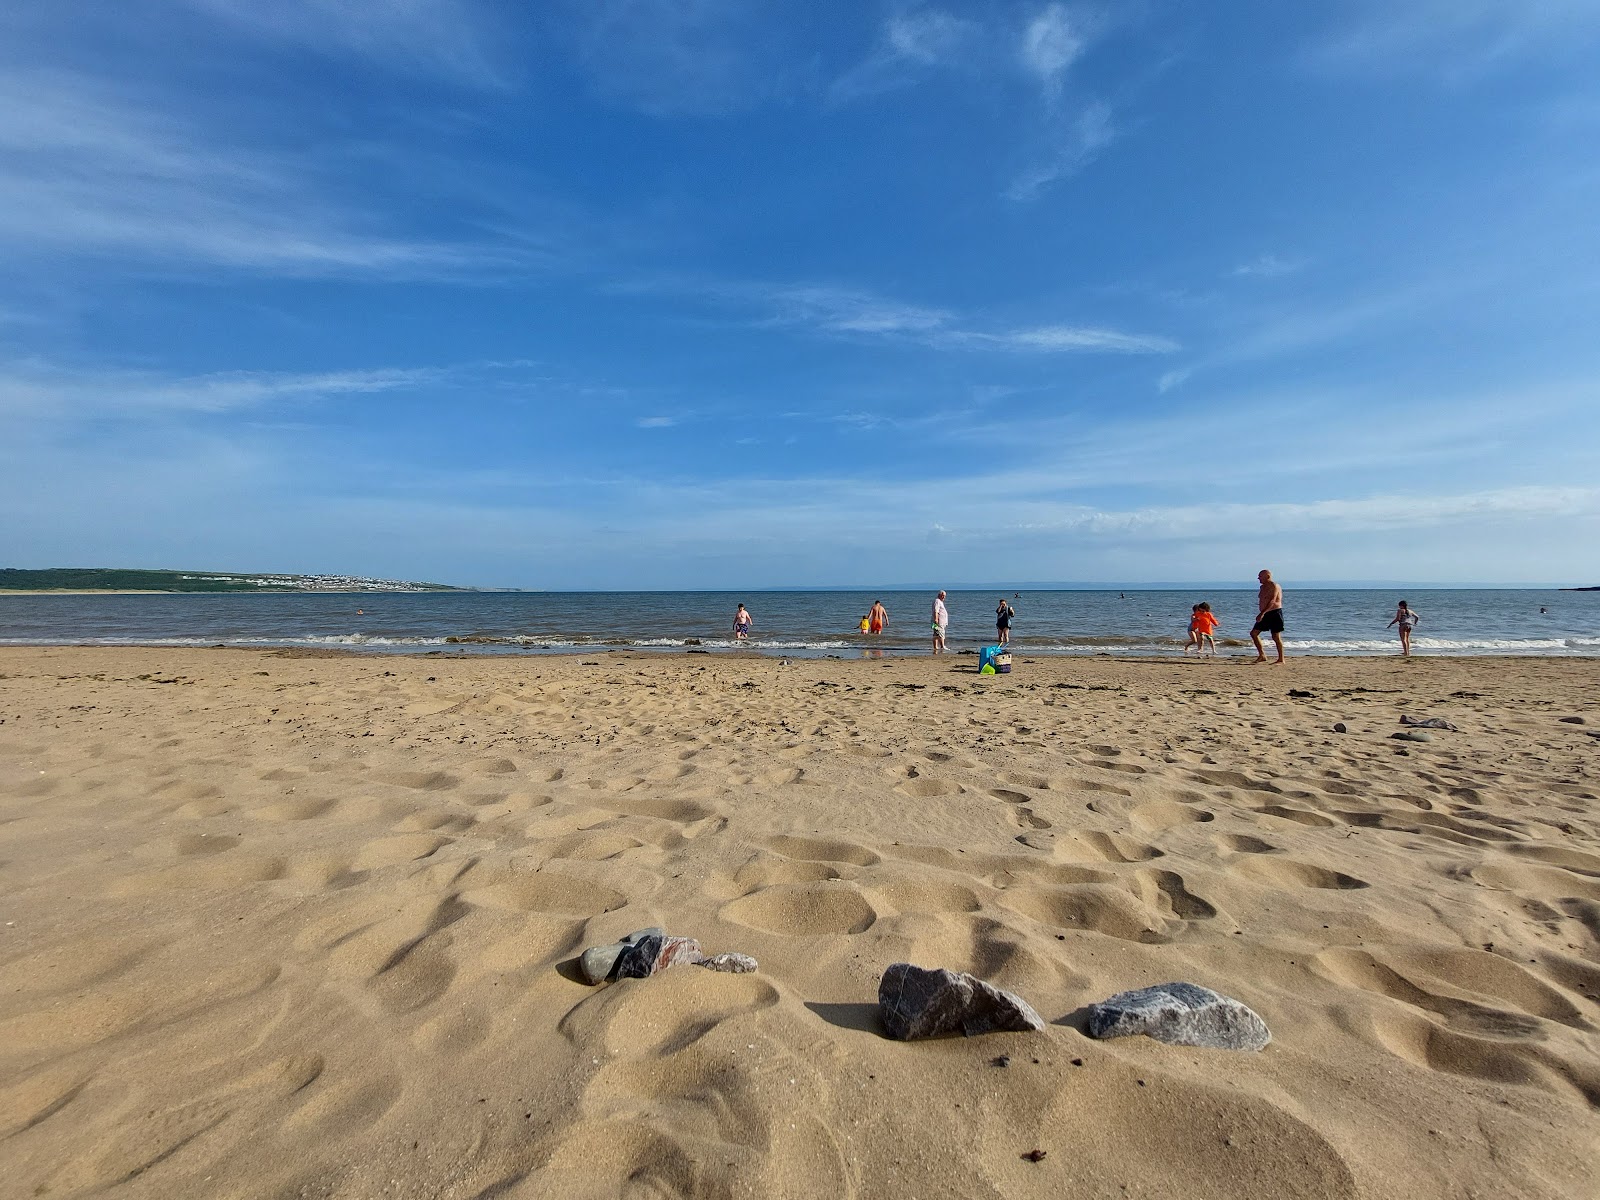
[557,0,799,117]
[829,8,980,103]
[0,70,496,277]
[1006,101,1116,200]
[688,279,1176,354]
[186,0,508,86]
[1020,4,1089,98]
[1307,0,1600,77]
[1230,254,1307,280]
[636,415,677,428]
[0,359,453,420]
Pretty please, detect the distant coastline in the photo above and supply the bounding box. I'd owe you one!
[0,568,459,594]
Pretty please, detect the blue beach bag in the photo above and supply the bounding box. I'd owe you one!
[978,645,1012,674]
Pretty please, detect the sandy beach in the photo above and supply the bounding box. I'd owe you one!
[2,645,1597,1199]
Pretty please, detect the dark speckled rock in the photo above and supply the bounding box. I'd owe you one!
[613,934,706,979]
[579,929,759,983]
[878,963,1046,1040]
[1087,982,1270,1051]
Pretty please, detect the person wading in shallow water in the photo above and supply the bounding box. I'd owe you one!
[868,600,888,635]
[995,597,1015,645]
[1387,599,1420,657]
[1250,569,1285,664]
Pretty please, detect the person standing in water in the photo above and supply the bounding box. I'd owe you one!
[1250,570,1285,664]
[733,603,752,641]
[995,596,1015,645]
[1387,600,1420,657]
[868,599,888,635]
[931,591,949,655]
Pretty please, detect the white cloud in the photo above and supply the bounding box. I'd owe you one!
[0,70,489,276]
[559,0,793,117]
[1309,0,1600,76]
[1230,254,1307,280]
[949,325,1179,354]
[1007,102,1116,200]
[829,8,981,103]
[0,360,448,420]
[885,9,975,66]
[1020,4,1087,96]
[703,279,1176,354]
[186,0,507,85]
[637,415,677,428]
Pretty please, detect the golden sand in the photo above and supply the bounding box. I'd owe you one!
[1,646,1597,1198]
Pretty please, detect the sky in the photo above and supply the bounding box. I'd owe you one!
[3,1,1599,590]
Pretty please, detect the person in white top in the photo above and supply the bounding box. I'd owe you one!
[931,591,949,655]
[1386,600,1419,657]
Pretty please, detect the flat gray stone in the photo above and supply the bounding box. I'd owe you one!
[878,963,1046,1040]
[1393,730,1432,743]
[1086,982,1270,1051]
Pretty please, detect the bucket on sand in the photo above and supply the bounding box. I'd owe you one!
[978,645,1012,674]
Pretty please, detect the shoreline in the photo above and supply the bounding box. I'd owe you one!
[3,646,1596,1197]
[2,639,1599,661]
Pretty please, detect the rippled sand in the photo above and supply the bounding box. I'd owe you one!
[1,646,1597,1198]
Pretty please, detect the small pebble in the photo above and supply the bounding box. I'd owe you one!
[1332,722,1347,734]
[992,1055,1011,1068]
[1022,1149,1047,1163]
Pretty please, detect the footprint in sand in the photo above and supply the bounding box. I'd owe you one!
[1134,868,1218,920]
[721,882,876,935]
[1129,800,1215,833]
[896,774,960,799]
[1056,830,1164,863]
[1215,833,1279,854]
[999,884,1173,944]
[1254,804,1339,829]
[869,880,983,914]
[1229,857,1368,891]
[764,835,880,867]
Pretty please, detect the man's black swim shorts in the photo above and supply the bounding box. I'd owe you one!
[1251,608,1285,636]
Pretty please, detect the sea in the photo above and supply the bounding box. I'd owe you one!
[2,589,1597,658]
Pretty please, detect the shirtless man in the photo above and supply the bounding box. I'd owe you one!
[868,600,888,635]
[931,591,948,655]
[1250,570,1285,664]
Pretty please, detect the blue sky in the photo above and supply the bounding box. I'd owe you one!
[3,1,1598,589]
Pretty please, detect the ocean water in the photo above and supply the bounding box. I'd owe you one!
[2,589,1597,658]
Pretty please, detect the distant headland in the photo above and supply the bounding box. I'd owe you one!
[0,568,461,594]
[1558,586,1600,591]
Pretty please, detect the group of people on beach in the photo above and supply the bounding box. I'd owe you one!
[734,570,1423,658]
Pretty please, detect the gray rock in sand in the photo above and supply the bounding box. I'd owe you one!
[1392,730,1432,743]
[698,951,759,974]
[878,963,1046,1040]
[579,926,665,984]
[1086,981,1270,1051]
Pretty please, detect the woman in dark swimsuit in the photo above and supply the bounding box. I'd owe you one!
[995,598,1014,645]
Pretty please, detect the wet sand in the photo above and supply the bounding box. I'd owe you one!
[2,646,1597,1199]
